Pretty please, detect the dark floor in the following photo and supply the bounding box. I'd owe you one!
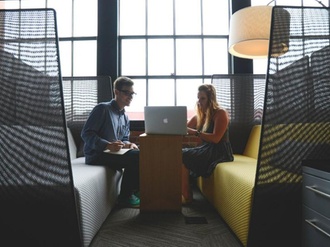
[90,187,242,247]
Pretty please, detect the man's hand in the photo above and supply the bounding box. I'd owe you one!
[127,143,139,150]
[107,141,124,152]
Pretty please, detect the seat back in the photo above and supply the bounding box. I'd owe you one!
[211,74,266,154]
[248,7,330,247]
[62,76,113,157]
[243,125,261,159]
[0,9,81,246]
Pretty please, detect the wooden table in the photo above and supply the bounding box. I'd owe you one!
[139,134,182,212]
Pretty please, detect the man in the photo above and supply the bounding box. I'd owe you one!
[81,76,140,207]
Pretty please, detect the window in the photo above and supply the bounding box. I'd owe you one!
[0,0,98,77]
[119,0,231,120]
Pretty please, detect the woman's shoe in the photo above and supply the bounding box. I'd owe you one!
[182,195,193,205]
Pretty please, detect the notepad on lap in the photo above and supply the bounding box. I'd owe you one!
[144,106,187,135]
[104,148,131,155]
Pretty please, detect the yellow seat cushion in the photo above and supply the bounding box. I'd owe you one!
[198,155,257,247]
[197,125,261,247]
[198,123,329,246]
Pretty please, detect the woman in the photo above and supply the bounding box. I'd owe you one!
[182,84,234,203]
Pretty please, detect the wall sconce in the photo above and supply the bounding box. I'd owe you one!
[229,6,290,59]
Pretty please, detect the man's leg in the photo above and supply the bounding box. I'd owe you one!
[98,149,140,206]
[115,149,140,197]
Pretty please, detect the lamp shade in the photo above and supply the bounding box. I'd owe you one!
[229,6,290,59]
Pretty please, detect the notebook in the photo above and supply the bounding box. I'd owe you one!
[144,106,187,135]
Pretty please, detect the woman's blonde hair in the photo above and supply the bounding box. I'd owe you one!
[196,84,220,132]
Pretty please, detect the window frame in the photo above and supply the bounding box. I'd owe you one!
[118,0,232,121]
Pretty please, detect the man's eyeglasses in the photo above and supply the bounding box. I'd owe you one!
[118,90,136,97]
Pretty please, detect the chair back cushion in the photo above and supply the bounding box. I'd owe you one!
[243,125,261,159]
[67,128,77,160]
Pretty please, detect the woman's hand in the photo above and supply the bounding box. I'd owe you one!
[187,127,198,136]
[187,116,198,136]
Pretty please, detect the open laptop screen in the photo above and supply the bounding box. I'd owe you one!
[144,106,187,135]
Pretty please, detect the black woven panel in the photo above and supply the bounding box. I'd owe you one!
[212,74,266,154]
[248,7,330,247]
[0,9,81,246]
[62,76,112,157]
[63,76,113,123]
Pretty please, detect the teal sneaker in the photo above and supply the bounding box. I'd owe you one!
[118,193,140,208]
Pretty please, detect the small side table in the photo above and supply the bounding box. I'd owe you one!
[139,133,182,212]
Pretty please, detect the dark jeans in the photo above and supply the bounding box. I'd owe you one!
[89,149,140,197]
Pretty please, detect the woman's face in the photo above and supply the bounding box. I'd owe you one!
[197,91,208,111]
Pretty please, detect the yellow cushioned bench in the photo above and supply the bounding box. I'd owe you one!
[197,125,261,247]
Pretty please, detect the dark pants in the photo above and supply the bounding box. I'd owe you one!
[90,149,140,197]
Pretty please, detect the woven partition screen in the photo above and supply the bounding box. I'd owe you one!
[62,76,113,157]
[63,76,113,123]
[212,74,266,154]
[248,7,330,247]
[0,9,81,246]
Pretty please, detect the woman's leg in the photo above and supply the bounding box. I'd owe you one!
[182,164,192,203]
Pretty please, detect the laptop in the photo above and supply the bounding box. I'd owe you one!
[144,106,187,135]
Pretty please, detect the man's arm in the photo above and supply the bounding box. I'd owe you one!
[121,116,139,149]
[81,104,110,152]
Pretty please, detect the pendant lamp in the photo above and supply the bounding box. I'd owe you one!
[229,6,290,59]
